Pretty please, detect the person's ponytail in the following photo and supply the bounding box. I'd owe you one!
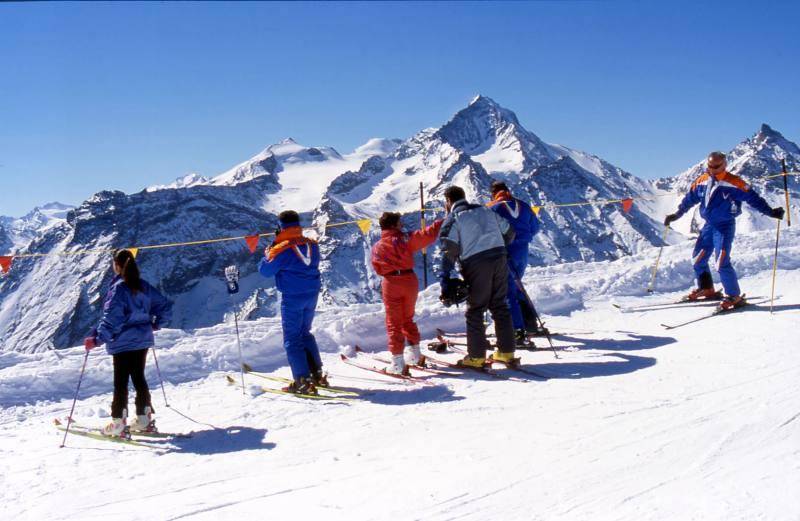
[114,249,142,293]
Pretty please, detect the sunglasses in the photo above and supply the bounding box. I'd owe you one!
[708,162,725,170]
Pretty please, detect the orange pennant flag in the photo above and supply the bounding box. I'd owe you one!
[127,248,139,259]
[531,205,542,216]
[0,256,12,274]
[621,198,634,213]
[356,219,372,235]
[245,234,260,253]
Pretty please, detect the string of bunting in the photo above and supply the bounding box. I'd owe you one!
[0,170,795,275]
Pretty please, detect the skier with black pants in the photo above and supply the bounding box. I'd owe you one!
[438,186,517,367]
[84,249,173,437]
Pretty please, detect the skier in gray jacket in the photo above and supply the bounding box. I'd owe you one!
[438,185,517,366]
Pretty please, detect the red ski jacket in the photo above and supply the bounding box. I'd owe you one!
[371,220,443,276]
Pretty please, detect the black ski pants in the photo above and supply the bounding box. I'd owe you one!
[461,254,516,357]
[111,348,152,418]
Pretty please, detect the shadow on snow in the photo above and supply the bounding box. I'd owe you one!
[535,352,657,380]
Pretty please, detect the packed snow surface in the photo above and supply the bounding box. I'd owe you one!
[1,228,798,520]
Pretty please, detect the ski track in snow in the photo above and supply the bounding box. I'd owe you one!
[1,228,799,520]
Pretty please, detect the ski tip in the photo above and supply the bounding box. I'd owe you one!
[225,375,236,384]
[241,362,253,372]
[339,353,348,361]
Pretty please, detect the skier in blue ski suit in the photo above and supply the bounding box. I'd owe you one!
[665,151,784,310]
[258,210,324,391]
[487,182,541,335]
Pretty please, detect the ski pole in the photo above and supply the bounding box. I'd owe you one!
[150,346,170,407]
[769,219,782,314]
[782,159,792,227]
[224,265,245,394]
[232,303,246,395]
[61,350,90,448]
[646,225,670,293]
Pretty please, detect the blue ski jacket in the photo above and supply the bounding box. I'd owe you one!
[258,226,321,296]
[675,171,773,225]
[487,191,540,247]
[94,276,173,355]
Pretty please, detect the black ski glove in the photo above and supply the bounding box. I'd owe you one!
[664,213,679,227]
[770,207,785,220]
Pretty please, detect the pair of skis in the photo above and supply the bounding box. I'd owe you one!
[612,293,765,329]
[53,417,191,451]
[434,328,571,353]
[343,346,533,383]
[428,338,550,380]
[226,364,359,402]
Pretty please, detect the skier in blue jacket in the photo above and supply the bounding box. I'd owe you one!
[84,249,172,437]
[258,210,325,394]
[487,181,542,344]
[664,151,785,310]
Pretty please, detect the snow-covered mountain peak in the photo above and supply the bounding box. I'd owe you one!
[743,124,800,158]
[351,138,403,159]
[0,201,75,255]
[146,172,210,192]
[436,96,553,174]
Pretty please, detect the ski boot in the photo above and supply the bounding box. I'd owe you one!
[456,356,488,369]
[282,377,318,395]
[684,287,721,302]
[129,406,157,433]
[514,329,536,349]
[101,417,128,438]
[310,369,330,388]
[718,295,746,312]
[385,354,409,375]
[404,344,425,367]
[490,349,519,366]
[427,341,448,354]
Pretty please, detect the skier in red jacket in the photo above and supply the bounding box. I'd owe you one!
[371,212,443,374]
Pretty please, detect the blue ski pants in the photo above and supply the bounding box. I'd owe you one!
[281,292,322,380]
[506,245,528,330]
[692,221,740,297]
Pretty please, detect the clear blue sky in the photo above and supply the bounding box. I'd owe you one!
[1,1,798,216]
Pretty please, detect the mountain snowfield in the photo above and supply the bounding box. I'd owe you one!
[1,96,798,354]
[1,227,798,520]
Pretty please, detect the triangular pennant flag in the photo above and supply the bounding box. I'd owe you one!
[356,219,372,235]
[531,205,542,216]
[0,256,12,274]
[127,248,139,259]
[621,198,634,213]
[245,234,260,253]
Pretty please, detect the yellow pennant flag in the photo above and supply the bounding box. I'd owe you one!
[356,219,372,235]
[531,205,543,216]
[127,248,139,259]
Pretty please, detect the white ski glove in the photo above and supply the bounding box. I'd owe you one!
[224,265,240,294]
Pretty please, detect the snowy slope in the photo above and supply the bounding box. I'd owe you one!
[657,124,800,235]
[1,227,798,520]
